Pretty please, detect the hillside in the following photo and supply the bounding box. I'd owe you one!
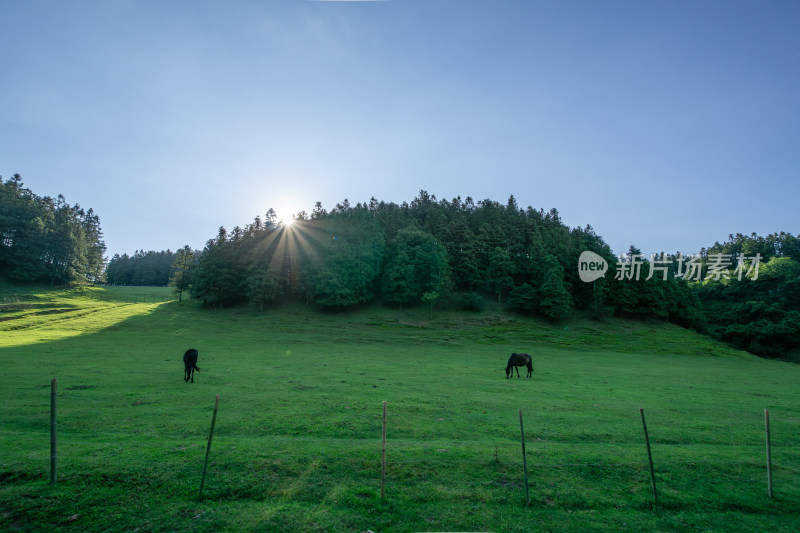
[1,285,799,532]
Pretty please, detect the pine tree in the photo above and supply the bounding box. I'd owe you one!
[169,246,196,301]
[538,255,572,321]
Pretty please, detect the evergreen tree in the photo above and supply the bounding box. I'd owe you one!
[301,209,384,309]
[190,227,248,307]
[443,214,480,291]
[538,255,572,321]
[483,247,515,303]
[242,223,287,310]
[169,246,196,301]
[0,175,105,284]
[106,250,176,285]
[381,227,449,306]
[507,283,539,314]
[381,248,415,305]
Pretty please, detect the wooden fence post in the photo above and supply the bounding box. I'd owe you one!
[198,394,220,500]
[381,400,387,500]
[765,408,773,498]
[50,378,57,485]
[519,409,530,506]
[640,408,658,504]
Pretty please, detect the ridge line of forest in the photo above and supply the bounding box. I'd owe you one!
[2,175,798,359]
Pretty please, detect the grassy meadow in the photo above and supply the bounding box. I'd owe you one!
[1,284,799,532]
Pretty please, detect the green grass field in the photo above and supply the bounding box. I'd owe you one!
[1,284,799,532]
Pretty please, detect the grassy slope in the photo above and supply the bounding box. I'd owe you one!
[1,284,799,532]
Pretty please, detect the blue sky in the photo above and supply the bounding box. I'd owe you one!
[2,0,798,259]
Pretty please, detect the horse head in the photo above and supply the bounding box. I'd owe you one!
[505,353,517,379]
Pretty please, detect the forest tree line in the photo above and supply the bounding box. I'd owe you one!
[183,192,799,358]
[3,178,797,359]
[105,249,177,286]
[696,233,800,358]
[0,175,105,284]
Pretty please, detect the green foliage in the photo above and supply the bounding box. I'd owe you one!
[245,263,286,310]
[0,174,105,284]
[604,248,706,330]
[707,231,800,263]
[421,290,439,317]
[106,249,177,285]
[696,237,800,359]
[759,256,800,281]
[380,248,415,304]
[483,247,516,303]
[5,175,796,360]
[443,217,480,290]
[457,291,485,311]
[506,283,538,314]
[189,227,247,307]
[538,255,572,321]
[381,227,449,306]
[183,193,613,316]
[566,225,614,315]
[119,190,795,359]
[663,276,706,332]
[168,245,196,301]
[301,209,385,309]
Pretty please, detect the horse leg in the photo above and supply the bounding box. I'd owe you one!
[515,366,520,378]
[190,367,194,383]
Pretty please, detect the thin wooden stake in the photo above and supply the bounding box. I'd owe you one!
[519,409,530,506]
[198,394,220,500]
[640,408,658,504]
[50,378,57,485]
[381,400,387,500]
[765,408,773,498]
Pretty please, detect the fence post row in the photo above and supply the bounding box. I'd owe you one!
[41,386,783,504]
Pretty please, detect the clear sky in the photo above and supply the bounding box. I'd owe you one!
[2,0,798,259]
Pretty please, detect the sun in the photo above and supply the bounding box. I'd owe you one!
[269,195,303,227]
[274,206,300,227]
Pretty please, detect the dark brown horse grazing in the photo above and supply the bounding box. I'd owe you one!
[183,349,200,383]
[506,352,533,379]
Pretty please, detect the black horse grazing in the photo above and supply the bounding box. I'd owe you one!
[505,352,533,379]
[183,349,200,383]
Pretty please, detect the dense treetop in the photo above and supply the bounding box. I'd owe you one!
[105,250,176,286]
[0,174,105,284]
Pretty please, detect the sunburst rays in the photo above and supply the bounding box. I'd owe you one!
[247,219,330,291]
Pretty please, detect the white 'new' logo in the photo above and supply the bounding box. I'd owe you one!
[578,251,608,282]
